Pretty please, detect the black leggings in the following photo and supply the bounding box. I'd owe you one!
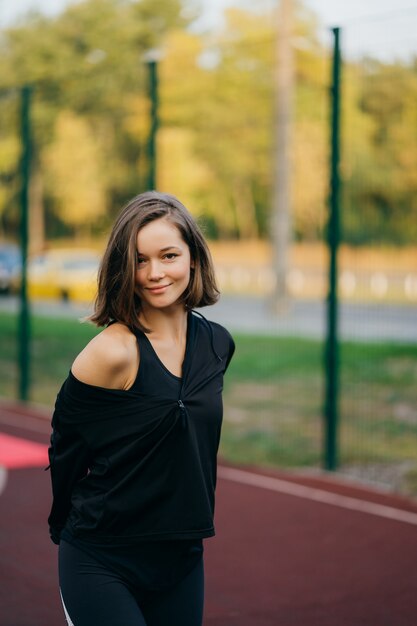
[58,540,204,626]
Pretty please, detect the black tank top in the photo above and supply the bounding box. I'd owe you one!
[61,319,204,591]
[49,310,235,590]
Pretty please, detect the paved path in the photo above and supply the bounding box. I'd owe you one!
[1,294,416,343]
[1,401,417,625]
[206,295,417,343]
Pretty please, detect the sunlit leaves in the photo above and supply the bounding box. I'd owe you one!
[44,111,107,235]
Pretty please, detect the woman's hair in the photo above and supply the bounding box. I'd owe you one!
[89,191,220,331]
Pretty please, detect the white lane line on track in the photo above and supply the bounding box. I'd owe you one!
[218,466,417,527]
[3,410,417,527]
[0,411,50,434]
[0,466,8,496]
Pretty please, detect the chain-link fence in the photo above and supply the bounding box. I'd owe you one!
[335,12,417,493]
[0,2,416,495]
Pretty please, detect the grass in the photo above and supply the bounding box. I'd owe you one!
[0,312,100,405]
[221,333,417,493]
[1,311,417,492]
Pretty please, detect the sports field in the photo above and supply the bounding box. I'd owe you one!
[1,399,416,626]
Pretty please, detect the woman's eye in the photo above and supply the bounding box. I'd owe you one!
[164,253,178,260]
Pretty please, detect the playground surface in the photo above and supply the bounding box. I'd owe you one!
[0,399,416,626]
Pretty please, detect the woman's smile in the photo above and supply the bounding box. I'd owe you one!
[146,283,172,294]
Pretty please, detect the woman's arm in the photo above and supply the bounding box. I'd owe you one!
[47,324,139,544]
[71,322,139,390]
[47,409,90,544]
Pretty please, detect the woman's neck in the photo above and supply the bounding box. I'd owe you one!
[138,306,188,342]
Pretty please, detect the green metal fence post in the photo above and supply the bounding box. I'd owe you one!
[324,27,342,470]
[146,59,159,190]
[18,85,32,401]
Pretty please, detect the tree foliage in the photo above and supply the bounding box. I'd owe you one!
[0,0,187,238]
[0,0,415,245]
[44,110,107,235]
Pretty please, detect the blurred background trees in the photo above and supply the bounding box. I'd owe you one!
[0,0,416,248]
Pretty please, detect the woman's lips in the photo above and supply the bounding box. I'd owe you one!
[147,284,172,293]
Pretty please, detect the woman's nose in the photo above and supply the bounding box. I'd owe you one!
[148,260,165,279]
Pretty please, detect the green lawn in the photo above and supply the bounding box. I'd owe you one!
[0,312,101,405]
[221,333,417,476]
[1,312,416,492]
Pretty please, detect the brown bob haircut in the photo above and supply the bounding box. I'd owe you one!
[89,191,220,332]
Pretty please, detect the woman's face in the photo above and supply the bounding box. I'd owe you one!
[135,217,194,311]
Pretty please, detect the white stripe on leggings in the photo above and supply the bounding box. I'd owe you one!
[60,589,75,626]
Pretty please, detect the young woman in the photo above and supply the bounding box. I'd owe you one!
[47,191,235,626]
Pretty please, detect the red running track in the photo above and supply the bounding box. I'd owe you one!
[0,400,416,626]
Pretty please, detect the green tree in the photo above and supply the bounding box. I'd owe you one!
[344,59,417,244]
[44,110,107,237]
[1,0,416,245]
[158,5,330,240]
[0,0,189,238]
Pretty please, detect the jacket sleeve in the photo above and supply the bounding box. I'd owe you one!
[47,410,89,545]
[224,333,236,374]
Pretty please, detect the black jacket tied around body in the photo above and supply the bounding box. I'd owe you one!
[47,310,235,545]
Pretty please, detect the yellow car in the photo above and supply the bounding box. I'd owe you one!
[27,248,101,303]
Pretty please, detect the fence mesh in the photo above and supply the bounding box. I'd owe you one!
[0,88,21,399]
[336,11,417,492]
[0,89,20,244]
[0,3,416,495]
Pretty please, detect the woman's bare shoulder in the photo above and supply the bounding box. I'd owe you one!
[71,323,139,390]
